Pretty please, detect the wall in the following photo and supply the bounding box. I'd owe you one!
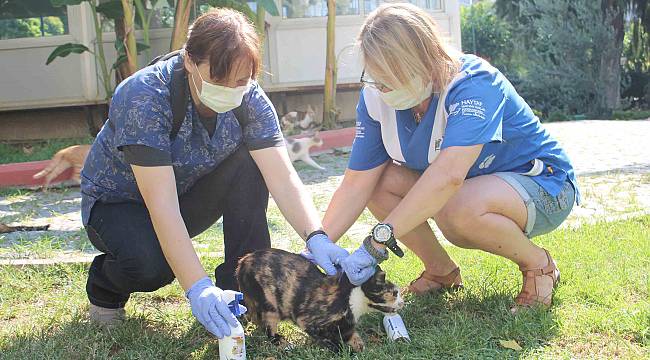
[0,0,461,139]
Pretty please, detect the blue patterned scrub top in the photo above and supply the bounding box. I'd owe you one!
[80,55,283,225]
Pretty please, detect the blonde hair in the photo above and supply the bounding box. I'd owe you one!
[358,2,460,95]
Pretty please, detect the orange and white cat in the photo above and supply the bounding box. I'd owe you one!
[33,144,90,189]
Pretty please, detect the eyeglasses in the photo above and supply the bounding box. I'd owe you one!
[360,69,390,92]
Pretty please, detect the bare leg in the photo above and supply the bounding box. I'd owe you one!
[367,163,457,277]
[367,165,553,301]
[436,175,548,270]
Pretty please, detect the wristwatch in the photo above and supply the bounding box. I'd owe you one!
[371,223,404,257]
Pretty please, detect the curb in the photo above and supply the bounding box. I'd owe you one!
[0,127,356,189]
[0,160,73,188]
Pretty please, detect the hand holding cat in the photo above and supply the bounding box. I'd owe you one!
[186,276,245,339]
[340,243,386,286]
[305,233,349,275]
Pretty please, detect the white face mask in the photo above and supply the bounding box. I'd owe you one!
[191,62,249,113]
[379,79,433,110]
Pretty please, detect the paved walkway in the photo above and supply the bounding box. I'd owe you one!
[1,120,648,262]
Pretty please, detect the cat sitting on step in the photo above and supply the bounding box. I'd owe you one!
[280,104,321,134]
[285,132,325,170]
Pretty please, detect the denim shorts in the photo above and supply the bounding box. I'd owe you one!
[493,172,576,238]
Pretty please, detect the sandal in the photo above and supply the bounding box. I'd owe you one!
[405,267,463,296]
[511,248,560,313]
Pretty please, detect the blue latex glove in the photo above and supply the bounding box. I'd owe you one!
[305,233,349,275]
[340,244,381,286]
[186,276,245,339]
[299,248,317,264]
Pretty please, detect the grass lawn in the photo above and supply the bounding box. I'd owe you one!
[1,215,648,359]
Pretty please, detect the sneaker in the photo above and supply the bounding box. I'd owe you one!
[89,303,125,328]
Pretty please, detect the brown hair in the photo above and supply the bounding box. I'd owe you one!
[184,8,261,81]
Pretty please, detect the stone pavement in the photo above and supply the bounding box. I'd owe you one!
[1,120,648,263]
[547,120,648,176]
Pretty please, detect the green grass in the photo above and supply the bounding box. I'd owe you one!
[0,137,92,164]
[1,216,648,359]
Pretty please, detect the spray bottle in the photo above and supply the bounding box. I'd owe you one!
[219,290,247,360]
[383,313,410,342]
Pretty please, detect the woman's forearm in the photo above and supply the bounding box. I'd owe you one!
[322,181,374,242]
[323,165,389,241]
[148,206,207,290]
[132,165,207,291]
[384,145,482,239]
[384,170,462,239]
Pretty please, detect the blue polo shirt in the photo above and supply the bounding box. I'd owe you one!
[80,55,283,225]
[349,54,580,203]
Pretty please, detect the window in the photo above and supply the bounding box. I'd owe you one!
[282,0,440,18]
[422,0,442,10]
[365,0,441,13]
[0,0,69,40]
[100,0,175,33]
[282,0,360,18]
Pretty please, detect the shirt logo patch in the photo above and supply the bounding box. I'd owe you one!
[458,99,486,120]
[355,121,365,139]
[449,102,461,116]
[479,153,496,169]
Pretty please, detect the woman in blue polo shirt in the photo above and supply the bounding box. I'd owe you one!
[315,3,579,312]
[81,9,349,337]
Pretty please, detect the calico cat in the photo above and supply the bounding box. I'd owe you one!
[33,144,91,189]
[236,248,404,352]
[280,104,321,134]
[285,133,325,170]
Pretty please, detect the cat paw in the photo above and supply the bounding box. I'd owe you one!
[347,332,365,352]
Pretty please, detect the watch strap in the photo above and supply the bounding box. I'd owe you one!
[385,238,405,258]
[363,236,389,263]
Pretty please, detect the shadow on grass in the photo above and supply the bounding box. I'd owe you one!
[1,311,225,359]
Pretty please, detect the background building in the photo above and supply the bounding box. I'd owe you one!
[0,0,461,140]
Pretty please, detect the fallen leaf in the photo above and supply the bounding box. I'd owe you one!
[499,339,523,351]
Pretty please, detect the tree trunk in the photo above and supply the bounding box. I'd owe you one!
[114,16,131,84]
[170,0,193,51]
[598,0,625,113]
[120,0,138,74]
[322,0,337,129]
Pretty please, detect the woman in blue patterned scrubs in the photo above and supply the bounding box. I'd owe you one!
[81,9,349,338]
[317,3,579,313]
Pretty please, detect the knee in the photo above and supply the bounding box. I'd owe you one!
[117,253,175,292]
[436,203,479,248]
[367,173,401,220]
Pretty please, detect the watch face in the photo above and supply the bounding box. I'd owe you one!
[373,224,392,243]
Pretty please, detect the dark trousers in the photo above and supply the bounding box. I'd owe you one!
[85,147,271,309]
